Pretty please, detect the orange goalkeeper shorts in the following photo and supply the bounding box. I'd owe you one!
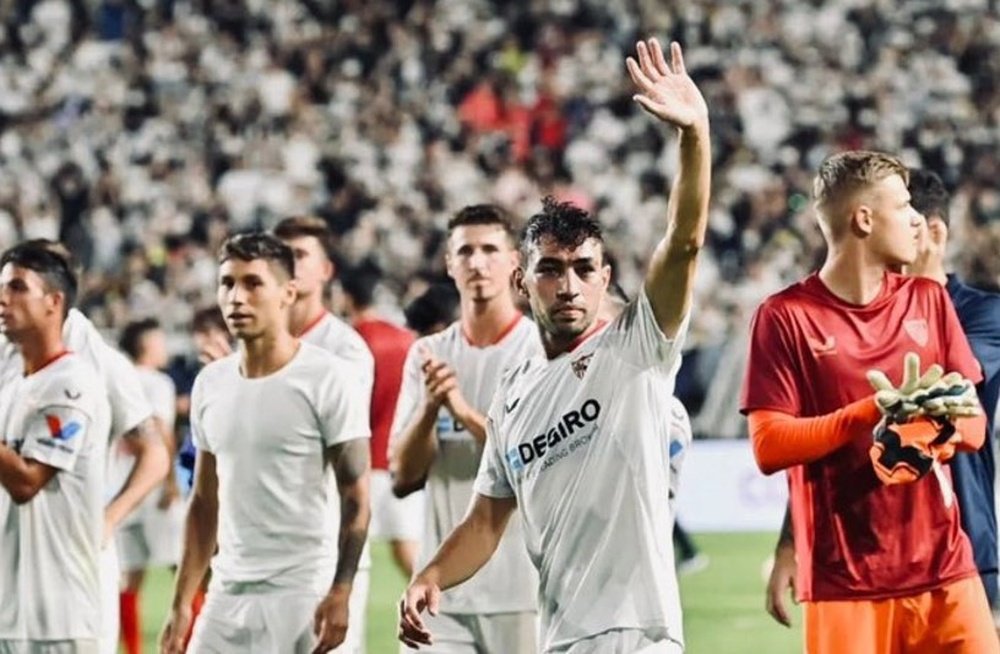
[803,575,999,654]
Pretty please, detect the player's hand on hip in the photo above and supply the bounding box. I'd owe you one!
[765,541,797,628]
[159,605,192,654]
[626,39,708,131]
[399,578,440,649]
[311,590,349,654]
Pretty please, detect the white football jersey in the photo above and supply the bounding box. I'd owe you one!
[110,367,178,526]
[300,311,375,571]
[0,353,111,640]
[391,315,541,614]
[475,291,688,651]
[190,342,370,593]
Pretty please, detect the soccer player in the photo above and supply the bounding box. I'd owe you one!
[113,318,181,654]
[391,203,541,652]
[160,233,370,654]
[340,266,422,577]
[274,216,375,652]
[743,152,998,653]
[0,241,167,654]
[0,242,111,652]
[399,38,711,653]
[763,169,1000,632]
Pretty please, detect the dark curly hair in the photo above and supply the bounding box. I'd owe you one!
[908,169,950,226]
[522,196,604,262]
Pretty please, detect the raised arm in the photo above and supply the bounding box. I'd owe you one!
[627,39,711,338]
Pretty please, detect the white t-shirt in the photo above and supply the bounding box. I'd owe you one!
[391,316,540,614]
[0,310,153,502]
[0,353,111,640]
[111,367,177,526]
[190,342,370,593]
[475,291,689,651]
[300,311,375,571]
[667,397,692,512]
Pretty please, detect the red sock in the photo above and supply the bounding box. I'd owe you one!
[119,590,141,654]
[184,589,206,648]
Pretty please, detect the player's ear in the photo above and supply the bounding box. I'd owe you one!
[512,267,528,298]
[851,204,874,237]
[283,278,298,306]
[321,257,334,283]
[929,218,948,247]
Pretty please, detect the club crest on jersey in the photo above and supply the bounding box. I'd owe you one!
[571,353,594,379]
[904,319,929,347]
[45,415,81,441]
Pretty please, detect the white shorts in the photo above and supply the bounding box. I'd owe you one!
[552,629,684,654]
[400,611,537,654]
[0,640,98,654]
[191,571,369,654]
[116,500,185,571]
[369,470,424,542]
[98,545,119,654]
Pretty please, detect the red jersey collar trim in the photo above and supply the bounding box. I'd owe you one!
[565,319,608,354]
[298,311,328,338]
[462,313,524,348]
[27,349,72,375]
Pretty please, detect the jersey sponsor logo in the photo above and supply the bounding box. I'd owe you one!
[436,412,466,440]
[904,319,929,347]
[506,399,601,472]
[571,353,594,379]
[807,335,837,357]
[45,415,82,441]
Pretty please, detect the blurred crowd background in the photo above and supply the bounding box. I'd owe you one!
[2,0,999,437]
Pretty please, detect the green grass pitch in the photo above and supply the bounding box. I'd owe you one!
[138,532,801,653]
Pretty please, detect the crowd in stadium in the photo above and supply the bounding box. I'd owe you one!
[1,1,1000,654]
[2,0,1000,436]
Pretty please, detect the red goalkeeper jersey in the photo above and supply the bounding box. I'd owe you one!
[741,272,983,601]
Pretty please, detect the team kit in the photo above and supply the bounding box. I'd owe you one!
[1,38,998,654]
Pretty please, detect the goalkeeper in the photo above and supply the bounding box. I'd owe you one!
[740,151,997,654]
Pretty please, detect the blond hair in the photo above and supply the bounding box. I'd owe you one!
[813,151,908,237]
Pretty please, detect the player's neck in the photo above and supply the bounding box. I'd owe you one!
[350,306,379,324]
[540,319,605,360]
[18,325,68,376]
[818,251,887,306]
[238,330,299,378]
[289,295,326,336]
[460,294,520,347]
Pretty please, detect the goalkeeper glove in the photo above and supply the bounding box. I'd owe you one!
[867,352,979,422]
[869,416,960,485]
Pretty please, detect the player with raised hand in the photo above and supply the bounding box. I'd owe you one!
[160,233,370,654]
[0,241,112,652]
[399,37,710,653]
[743,152,997,653]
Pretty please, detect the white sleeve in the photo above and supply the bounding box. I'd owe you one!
[318,369,371,448]
[145,373,177,433]
[103,346,153,438]
[388,340,426,449]
[605,289,689,373]
[473,389,515,499]
[189,373,211,453]
[20,397,92,473]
